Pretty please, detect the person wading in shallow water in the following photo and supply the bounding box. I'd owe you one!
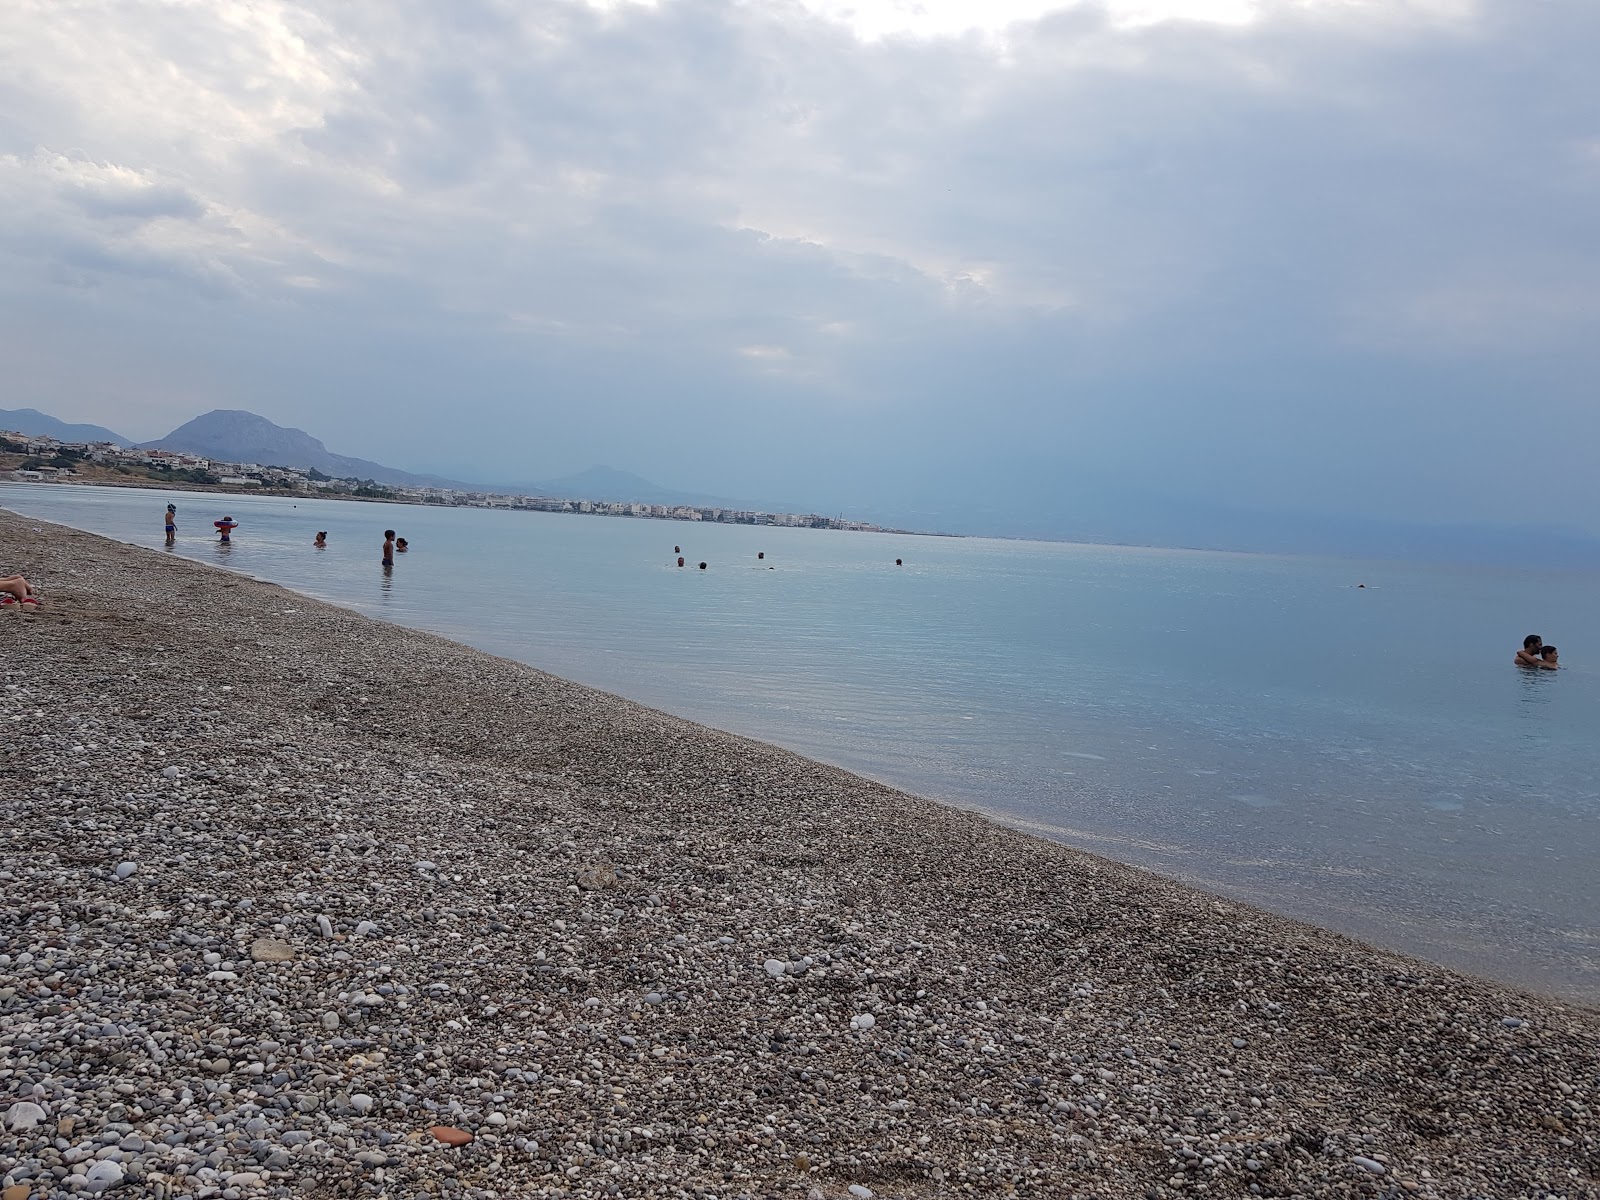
[164,503,176,545]
[382,530,396,568]
[1516,635,1544,667]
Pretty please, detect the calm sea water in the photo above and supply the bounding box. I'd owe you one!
[6,483,1598,1003]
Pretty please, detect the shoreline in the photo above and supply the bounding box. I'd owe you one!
[1,509,1597,1198]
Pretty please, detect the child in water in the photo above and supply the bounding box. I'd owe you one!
[382,530,396,567]
[214,516,239,542]
[164,503,176,544]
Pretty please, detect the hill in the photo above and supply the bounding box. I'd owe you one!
[140,410,467,490]
[525,465,738,508]
[0,407,133,446]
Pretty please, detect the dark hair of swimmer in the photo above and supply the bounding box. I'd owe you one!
[699,561,707,570]
[758,552,764,559]
[677,556,685,567]
[384,529,396,539]
[1524,634,1542,649]
[1541,645,1558,659]
[895,558,902,566]
[674,545,681,553]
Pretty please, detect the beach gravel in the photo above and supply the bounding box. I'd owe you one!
[1,509,1597,1198]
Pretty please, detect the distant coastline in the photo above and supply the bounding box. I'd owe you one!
[0,443,950,537]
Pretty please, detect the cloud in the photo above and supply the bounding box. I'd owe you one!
[0,0,1597,541]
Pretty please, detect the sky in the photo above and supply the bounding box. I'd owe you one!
[1,0,1597,548]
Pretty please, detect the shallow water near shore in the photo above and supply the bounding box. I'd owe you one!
[7,482,1599,1004]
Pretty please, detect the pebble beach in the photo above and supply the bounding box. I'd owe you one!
[1,509,1597,1200]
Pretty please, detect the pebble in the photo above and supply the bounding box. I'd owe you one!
[1,509,1595,1200]
[114,861,138,880]
[160,765,180,779]
[84,1161,124,1192]
[249,936,295,962]
[3,1101,47,1131]
[848,1186,875,1199]
[1351,1155,1387,1175]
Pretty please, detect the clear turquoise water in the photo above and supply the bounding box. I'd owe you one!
[7,483,1598,1003]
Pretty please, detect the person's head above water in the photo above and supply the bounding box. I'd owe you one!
[1524,634,1543,650]
[166,503,175,512]
[1541,645,1559,661]
[384,529,396,540]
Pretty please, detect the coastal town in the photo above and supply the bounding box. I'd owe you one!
[0,428,901,534]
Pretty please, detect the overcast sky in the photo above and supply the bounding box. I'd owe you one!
[2,0,1597,544]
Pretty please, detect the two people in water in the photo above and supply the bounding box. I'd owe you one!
[1516,634,1560,670]
[382,531,409,566]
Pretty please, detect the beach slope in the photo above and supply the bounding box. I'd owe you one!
[0,510,1595,1199]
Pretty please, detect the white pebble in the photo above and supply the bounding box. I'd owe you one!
[115,861,138,880]
[4,1100,47,1130]
[350,1093,374,1114]
[850,1013,876,1030]
[764,958,787,978]
[849,1186,875,1199]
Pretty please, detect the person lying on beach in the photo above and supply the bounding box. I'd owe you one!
[1537,645,1560,669]
[314,531,327,548]
[1515,635,1543,666]
[382,530,396,567]
[0,574,40,607]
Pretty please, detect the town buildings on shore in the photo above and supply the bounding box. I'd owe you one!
[0,430,898,533]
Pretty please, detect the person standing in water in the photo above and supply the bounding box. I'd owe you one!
[382,529,396,568]
[214,516,239,542]
[163,503,177,544]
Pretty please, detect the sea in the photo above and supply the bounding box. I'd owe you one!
[5,483,1598,1005]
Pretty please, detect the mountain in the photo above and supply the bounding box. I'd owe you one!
[141,410,469,490]
[0,407,133,446]
[523,465,739,508]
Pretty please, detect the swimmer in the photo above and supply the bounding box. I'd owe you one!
[1515,634,1543,667]
[314,531,327,548]
[699,561,707,570]
[396,537,408,553]
[382,529,396,568]
[214,516,239,542]
[895,558,902,566]
[677,556,685,567]
[1538,645,1560,670]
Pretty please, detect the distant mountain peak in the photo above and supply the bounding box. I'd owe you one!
[0,407,133,446]
[139,409,465,490]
